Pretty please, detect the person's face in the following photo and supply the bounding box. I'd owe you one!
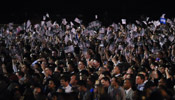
[21,65,27,73]
[78,61,84,70]
[101,79,109,87]
[111,77,117,87]
[126,68,133,74]
[44,68,52,76]
[136,76,143,85]
[112,66,120,75]
[98,67,105,75]
[150,64,155,70]
[67,64,73,72]
[41,61,46,69]
[124,80,131,89]
[85,52,90,59]
[89,59,94,66]
[48,80,55,89]
[60,79,67,87]
[158,67,165,74]
[93,60,99,67]
[33,87,41,97]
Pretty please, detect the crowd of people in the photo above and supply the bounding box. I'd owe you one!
[0,13,175,100]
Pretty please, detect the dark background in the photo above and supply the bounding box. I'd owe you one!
[0,1,174,25]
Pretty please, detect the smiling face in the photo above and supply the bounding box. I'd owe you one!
[60,79,67,87]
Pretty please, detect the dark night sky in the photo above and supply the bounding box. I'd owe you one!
[0,0,174,25]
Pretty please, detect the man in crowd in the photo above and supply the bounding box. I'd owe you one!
[108,76,126,100]
[57,75,72,93]
[77,80,92,100]
[123,78,134,100]
[0,14,175,100]
[135,74,145,91]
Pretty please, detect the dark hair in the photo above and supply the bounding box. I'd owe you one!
[88,75,96,85]
[60,75,70,82]
[77,80,87,87]
[101,77,110,83]
[144,81,156,90]
[136,74,145,80]
[56,66,63,73]
[102,71,111,78]
[151,62,158,67]
[124,78,133,86]
[48,56,56,61]
[113,76,123,86]
[47,78,56,85]
[35,93,47,100]
[71,74,79,81]
[114,64,122,72]
[78,60,86,65]
[17,71,24,77]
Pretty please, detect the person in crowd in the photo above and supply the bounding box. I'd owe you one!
[33,86,42,100]
[0,14,175,100]
[77,80,92,100]
[135,74,145,91]
[112,64,123,77]
[43,67,53,85]
[108,76,126,100]
[57,75,72,93]
[123,78,134,100]
[78,60,87,73]
[70,73,79,93]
